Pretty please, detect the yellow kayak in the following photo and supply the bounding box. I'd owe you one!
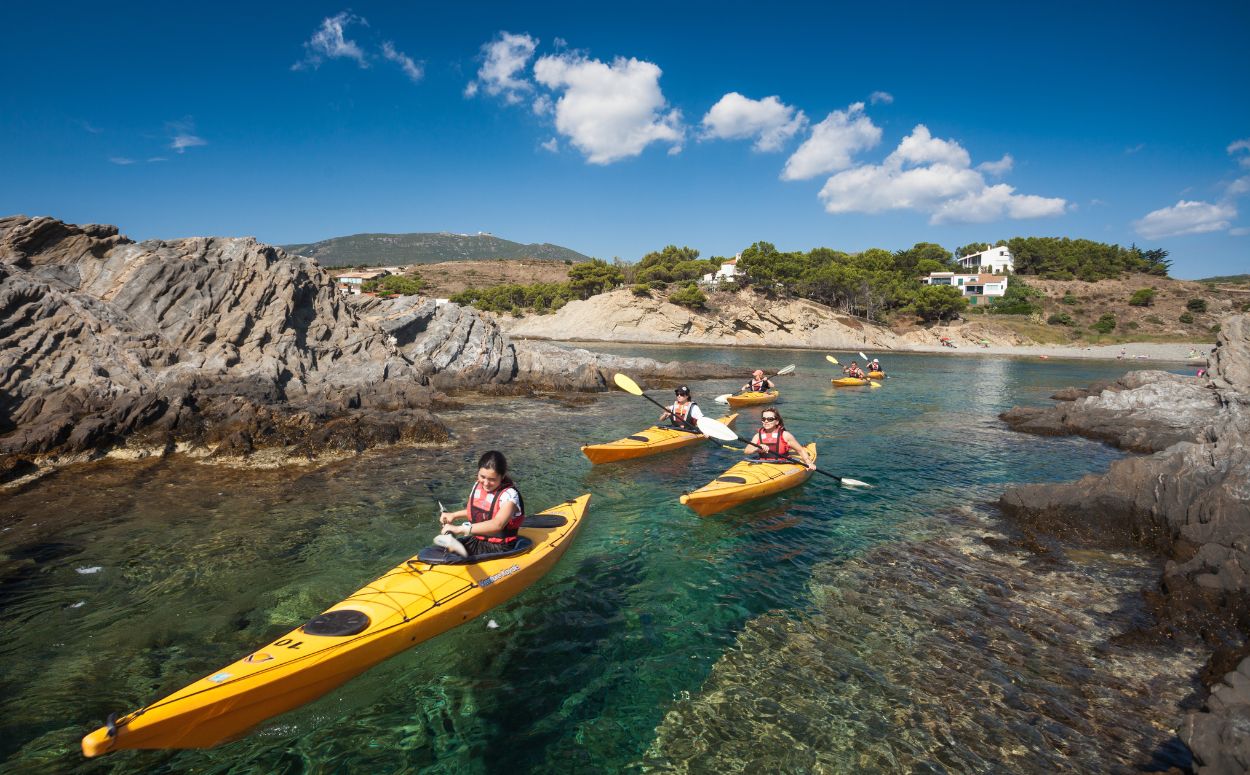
[725,390,779,408]
[867,371,885,379]
[680,444,816,516]
[581,414,738,464]
[831,377,869,387]
[81,494,591,756]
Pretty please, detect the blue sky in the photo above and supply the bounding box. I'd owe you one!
[3,2,1248,278]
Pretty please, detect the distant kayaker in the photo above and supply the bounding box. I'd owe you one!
[867,358,883,374]
[435,450,525,559]
[744,409,816,470]
[741,370,774,393]
[660,385,704,431]
[843,361,866,379]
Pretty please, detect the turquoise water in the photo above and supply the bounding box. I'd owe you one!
[0,348,1200,772]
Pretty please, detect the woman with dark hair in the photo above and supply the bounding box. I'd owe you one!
[743,408,815,470]
[659,385,704,431]
[434,450,526,559]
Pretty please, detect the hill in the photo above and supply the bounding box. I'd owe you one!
[1198,273,1250,285]
[282,232,591,268]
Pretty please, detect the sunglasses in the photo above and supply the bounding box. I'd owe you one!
[761,416,778,423]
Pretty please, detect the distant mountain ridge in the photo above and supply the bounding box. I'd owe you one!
[281,231,592,268]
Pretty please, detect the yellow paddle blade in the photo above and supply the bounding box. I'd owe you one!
[870,380,882,388]
[612,373,644,395]
[825,355,840,366]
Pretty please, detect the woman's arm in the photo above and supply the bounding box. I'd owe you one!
[439,506,469,524]
[785,432,815,469]
[445,500,516,536]
[743,431,762,455]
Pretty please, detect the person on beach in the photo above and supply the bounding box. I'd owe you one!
[843,361,867,379]
[434,450,526,559]
[660,385,704,431]
[741,370,774,393]
[744,408,816,471]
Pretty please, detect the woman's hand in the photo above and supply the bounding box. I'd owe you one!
[439,512,453,525]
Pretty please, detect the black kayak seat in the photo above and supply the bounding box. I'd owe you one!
[302,609,371,637]
[626,435,650,441]
[716,476,748,483]
[524,514,566,528]
[416,536,535,566]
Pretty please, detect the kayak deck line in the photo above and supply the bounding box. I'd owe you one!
[83,495,589,756]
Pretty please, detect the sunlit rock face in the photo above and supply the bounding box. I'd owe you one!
[996,314,1250,773]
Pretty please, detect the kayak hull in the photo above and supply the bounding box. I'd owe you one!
[867,371,885,379]
[81,494,591,756]
[831,378,869,387]
[725,390,779,408]
[581,414,738,464]
[680,444,816,516]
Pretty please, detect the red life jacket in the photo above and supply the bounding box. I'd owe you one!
[748,378,769,392]
[755,427,790,461]
[668,401,698,428]
[467,478,525,543]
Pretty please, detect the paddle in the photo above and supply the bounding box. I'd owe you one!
[696,416,872,487]
[613,373,700,433]
[825,355,880,388]
[714,364,796,404]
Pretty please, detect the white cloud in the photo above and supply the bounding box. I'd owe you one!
[532,53,683,165]
[1230,227,1249,236]
[381,41,423,83]
[869,91,893,105]
[108,157,135,165]
[811,125,1066,224]
[977,153,1014,176]
[532,94,553,116]
[1230,138,1250,168]
[1125,143,1145,154]
[293,12,368,71]
[147,157,167,163]
[781,102,881,181]
[700,92,807,152]
[1228,176,1250,197]
[467,32,538,104]
[541,137,559,153]
[1134,200,1236,239]
[167,119,207,154]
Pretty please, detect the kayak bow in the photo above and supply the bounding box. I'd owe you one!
[680,444,816,516]
[581,414,738,464]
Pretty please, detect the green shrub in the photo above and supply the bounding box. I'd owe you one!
[647,279,668,290]
[668,283,708,309]
[1187,298,1208,313]
[631,284,651,297]
[990,276,1042,314]
[1042,271,1076,280]
[1210,324,1222,333]
[1128,288,1155,306]
[1125,321,1139,330]
[1091,313,1116,334]
[1179,312,1194,324]
[914,285,968,321]
[1242,302,1250,312]
[362,273,426,296]
[1061,292,1078,305]
[1144,315,1163,325]
[1047,313,1074,326]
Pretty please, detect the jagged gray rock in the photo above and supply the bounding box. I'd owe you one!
[996,314,1250,773]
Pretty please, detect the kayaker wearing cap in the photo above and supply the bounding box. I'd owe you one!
[743,409,815,470]
[867,358,883,374]
[660,386,703,431]
[842,361,866,379]
[741,370,774,393]
[434,450,525,559]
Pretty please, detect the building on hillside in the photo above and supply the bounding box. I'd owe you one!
[923,272,1009,306]
[699,255,741,286]
[957,246,1014,274]
[336,269,389,295]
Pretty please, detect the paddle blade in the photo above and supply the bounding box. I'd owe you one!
[840,477,872,488]
[775,364,796,376]
[859,351,868,360]
[870,381,881,388]
[713,393,733,405]
[696,416,740,442]
[825,355,840,366]
[613,373,644,396]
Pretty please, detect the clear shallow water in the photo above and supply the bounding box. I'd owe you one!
[0,349,1201,773]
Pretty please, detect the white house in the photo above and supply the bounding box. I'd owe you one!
[923,272,1008,306]
[335,269,389,295]
[700,255,741,286]
[957,246,1014,274]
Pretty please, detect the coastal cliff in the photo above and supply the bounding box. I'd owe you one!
[0,217,732,481]
[997,314,1250,773]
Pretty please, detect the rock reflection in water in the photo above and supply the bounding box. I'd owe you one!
[646,507,1203,773]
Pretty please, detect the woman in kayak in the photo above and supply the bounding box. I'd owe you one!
[743,409,815,470]
[867,358,883,374]
[659,385,704,431]
[435,450,526,559]
[741,369,774,392]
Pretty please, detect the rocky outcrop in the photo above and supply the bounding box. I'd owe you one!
[513,341,738,391]
[0,216,726,480]
[499,288,899,350]
[996,314,1250,773]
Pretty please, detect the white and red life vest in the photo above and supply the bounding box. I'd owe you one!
[755,427,790,460]
[467,478,525,543]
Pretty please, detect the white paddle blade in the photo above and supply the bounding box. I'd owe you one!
[775,364,796,376]
[696,416,740,442]
[825,355,840,366]
[840,477,872,488]
[859,351,868,360]
[612,372,644,395]
[713,393,733,404]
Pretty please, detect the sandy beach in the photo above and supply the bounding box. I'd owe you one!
[892,341,1211,363]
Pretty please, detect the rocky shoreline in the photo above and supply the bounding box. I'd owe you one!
[997,314,1250,773]
[0,217,734,484]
